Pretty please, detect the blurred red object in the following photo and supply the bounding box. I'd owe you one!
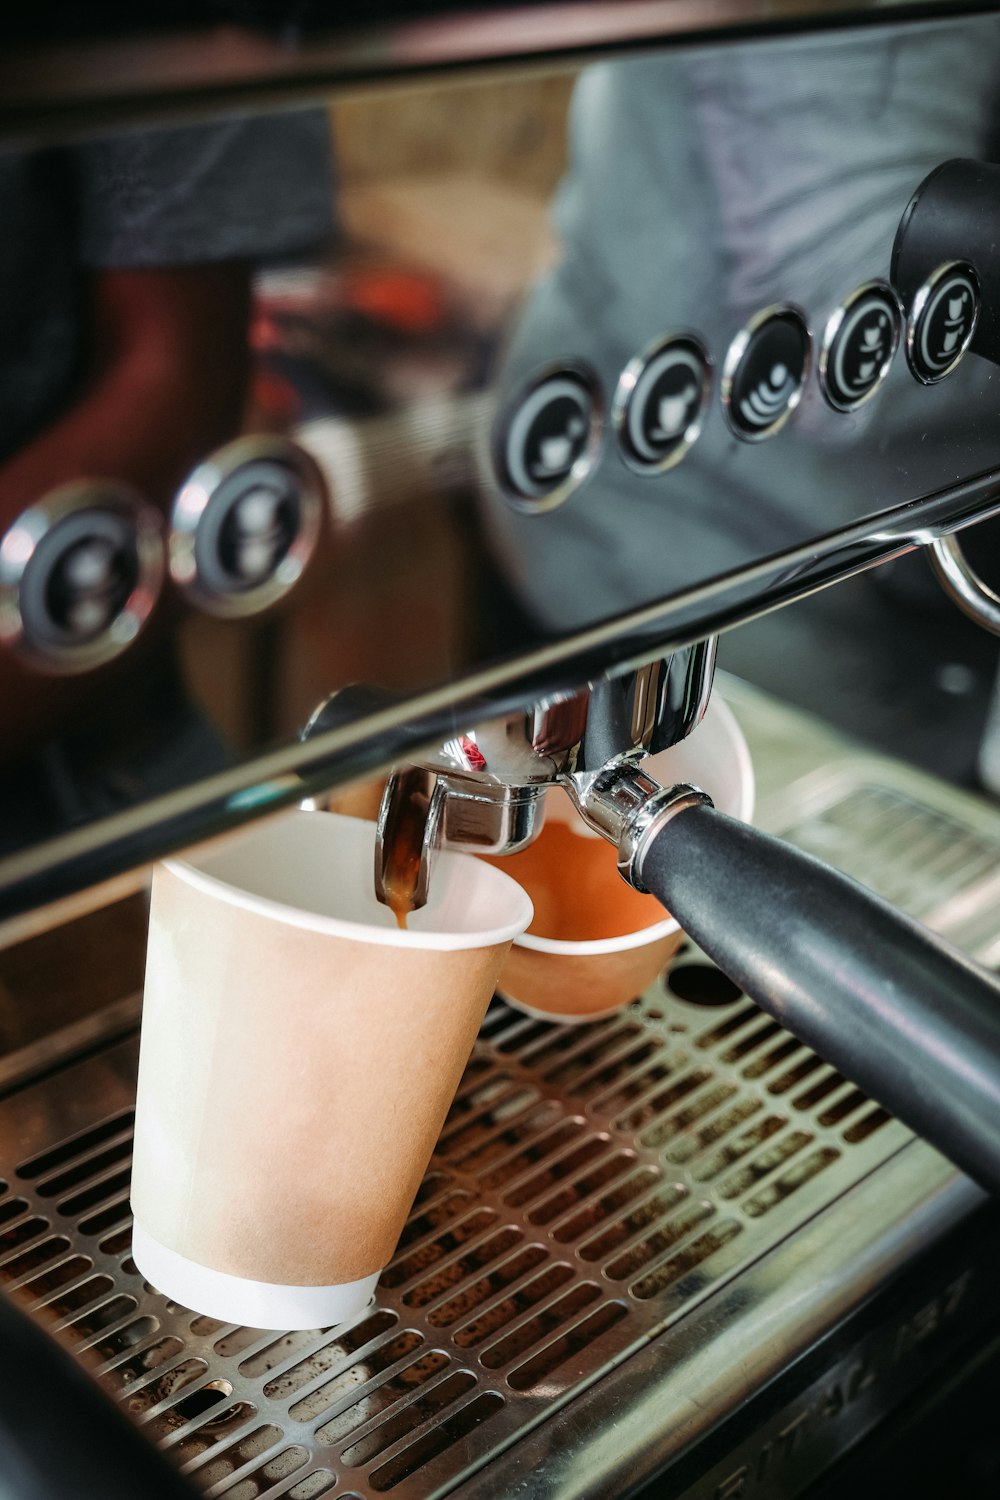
[343,267,447,334]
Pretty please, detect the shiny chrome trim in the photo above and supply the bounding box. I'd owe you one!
[0,3,985,143]
[169,435,325,619]
[4,464,1000,919]
[612,332,713,476]
[0,481,164,676]
[625,781,713,891]
[929,531,1000,636]
[818,279,902,414]
[720,303,812,443]
[492,361,604,515]
[904,259,981,386]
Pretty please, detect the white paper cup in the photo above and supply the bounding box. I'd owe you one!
[131,810,532,1329]
[488,696,754,1023]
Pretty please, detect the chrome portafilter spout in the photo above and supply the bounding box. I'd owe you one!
[373,640,718,917]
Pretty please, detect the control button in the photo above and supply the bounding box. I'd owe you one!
[722,307,811,441]
[614,335,712,473]
[820,282,901,411]
[0,483,163,673]
[906,260,980,385]
[495,365,602,510]
[170,438,324,618]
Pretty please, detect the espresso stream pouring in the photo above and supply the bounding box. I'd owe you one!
[372,662,1000,1199]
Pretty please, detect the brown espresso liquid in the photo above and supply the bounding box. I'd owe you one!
[483,821,666,941]
[379,768,436,930]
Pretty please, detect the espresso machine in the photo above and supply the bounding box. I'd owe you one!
[7,2,1000,1495]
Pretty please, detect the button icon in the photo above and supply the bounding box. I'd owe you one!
[820,282,901,411]
[495,367,601,508]
[906,261,980,385]
[216,477,298,587]
[722,308,811,441]
[614,336,711,473]
[170,438,324,618]
[48,532,135,641]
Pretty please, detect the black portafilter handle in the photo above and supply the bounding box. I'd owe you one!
[892,157,1000,367]
[636,800,1000,1195]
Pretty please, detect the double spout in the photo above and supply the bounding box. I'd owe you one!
[374,640,717,916]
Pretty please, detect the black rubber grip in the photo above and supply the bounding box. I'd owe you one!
[640,802,1000,1194]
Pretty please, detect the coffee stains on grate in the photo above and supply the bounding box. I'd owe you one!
[631,1221,744,1301]
[507,1299,629,1391]
[341,1369,477,1469]
[105,1332,184,1387]
[401,1226,522,1309]
[381,1208,498,1292]
[527,1147,636,1226]
[92,1313,161,1365]
[742,1148,841,1218]
[424,1244,549,1330]
[454,1261,577,1351]
[262,1312,399,1402]
[314,1347,450,1448]
[283,1472,337,1498]
[290,1331,426,1426]
[367,1390,505,1492]
[0,1232,71,1282]
[186,1422,288,1493]
[284,1471,337,1499]
[474,1116,586,1193]
[551,1164,661,1247]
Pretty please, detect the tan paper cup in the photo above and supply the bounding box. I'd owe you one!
[487,696,754,1023]
[131,810,532,1329]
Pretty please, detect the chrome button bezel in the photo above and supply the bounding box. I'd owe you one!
[819,280,902,413]
[721,304,812,443]
[905,260,980,387]
[613,332,713,475]
[169,435,325,619]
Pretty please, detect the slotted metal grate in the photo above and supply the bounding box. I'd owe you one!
[3,761,1000,1498]
[780,779,1000,963]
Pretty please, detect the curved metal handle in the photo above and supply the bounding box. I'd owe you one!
[928,533,1000,636]
[635,801,1000,1196]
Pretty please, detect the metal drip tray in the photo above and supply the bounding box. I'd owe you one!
[2,691,1000,1499]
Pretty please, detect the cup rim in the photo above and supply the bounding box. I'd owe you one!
[163,811,533,951]
[514,695,753,955]
[515,915,679,955]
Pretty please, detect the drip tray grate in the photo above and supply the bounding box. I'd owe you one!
[3,755,1000,1498]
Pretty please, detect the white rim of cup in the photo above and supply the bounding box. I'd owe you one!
[162,811,533,952]
[514,697,754,956]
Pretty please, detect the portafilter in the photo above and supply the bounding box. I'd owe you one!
[359,637,1000,1201]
